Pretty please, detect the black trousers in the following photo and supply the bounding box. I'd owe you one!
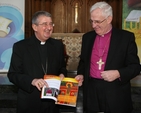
[85,77,133,113]
[40,99,57,113]
[86,78,111,113]
[86,111,110,113]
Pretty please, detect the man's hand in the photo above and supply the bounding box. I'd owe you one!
[101,70,120,82]
[75,75,84,86]
[31,78,48,91]
[59,74,65,80]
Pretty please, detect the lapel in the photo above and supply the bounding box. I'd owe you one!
[27,36,55,73]
[45,39,54,66]
[84,32,97,75]
[87,32,97,59]
[105,28,120,69]
[27,36,42,70]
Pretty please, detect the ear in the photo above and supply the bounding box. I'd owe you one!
[32,24,37,31]
[107,16,113,24]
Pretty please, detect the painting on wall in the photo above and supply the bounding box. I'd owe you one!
[122,0,141,86]
[0,0,24,73]
[122,0,141,61]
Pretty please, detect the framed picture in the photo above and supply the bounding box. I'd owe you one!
[0,0,25,73]
[122,0,141,87]
[122,0,141,61]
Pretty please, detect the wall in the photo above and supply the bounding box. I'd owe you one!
[25,0,122,38]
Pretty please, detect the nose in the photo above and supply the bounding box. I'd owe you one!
[92,22,97,28]
[46,25,52,30]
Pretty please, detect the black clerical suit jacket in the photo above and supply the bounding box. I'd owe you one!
[77,27,140,113]
[8,35,67,113]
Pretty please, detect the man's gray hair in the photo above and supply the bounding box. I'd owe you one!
[32,11,52,24]
[90,1,113,17]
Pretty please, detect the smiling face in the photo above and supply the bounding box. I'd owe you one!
[32,15,54,42]
[90,8,112,36]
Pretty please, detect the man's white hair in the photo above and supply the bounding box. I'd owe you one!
[90,1,113,18]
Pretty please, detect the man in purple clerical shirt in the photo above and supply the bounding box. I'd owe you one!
[75,1,140,113]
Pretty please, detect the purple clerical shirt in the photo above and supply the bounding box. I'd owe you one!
[90,30,111,79]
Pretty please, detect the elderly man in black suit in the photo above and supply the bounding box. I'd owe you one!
[75,1,140,113]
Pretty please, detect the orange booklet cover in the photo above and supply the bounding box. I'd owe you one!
[41,75,79,107]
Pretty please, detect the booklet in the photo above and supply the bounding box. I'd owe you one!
[41,75,79,107]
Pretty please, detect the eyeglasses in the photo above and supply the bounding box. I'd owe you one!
[89,18,107,25]
[37,22,54,27]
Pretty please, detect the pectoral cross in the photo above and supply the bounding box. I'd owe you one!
[97,58,104,70]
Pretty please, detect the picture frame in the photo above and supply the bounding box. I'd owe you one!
[0,0,25,73]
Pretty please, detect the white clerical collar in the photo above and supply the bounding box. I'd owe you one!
[40,41,46,45]
[99,28,112,37]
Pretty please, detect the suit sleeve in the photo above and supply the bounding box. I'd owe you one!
[118,32,140,83]
[7,43,34,92]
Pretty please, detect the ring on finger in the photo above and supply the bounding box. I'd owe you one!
[38,82,41,86]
